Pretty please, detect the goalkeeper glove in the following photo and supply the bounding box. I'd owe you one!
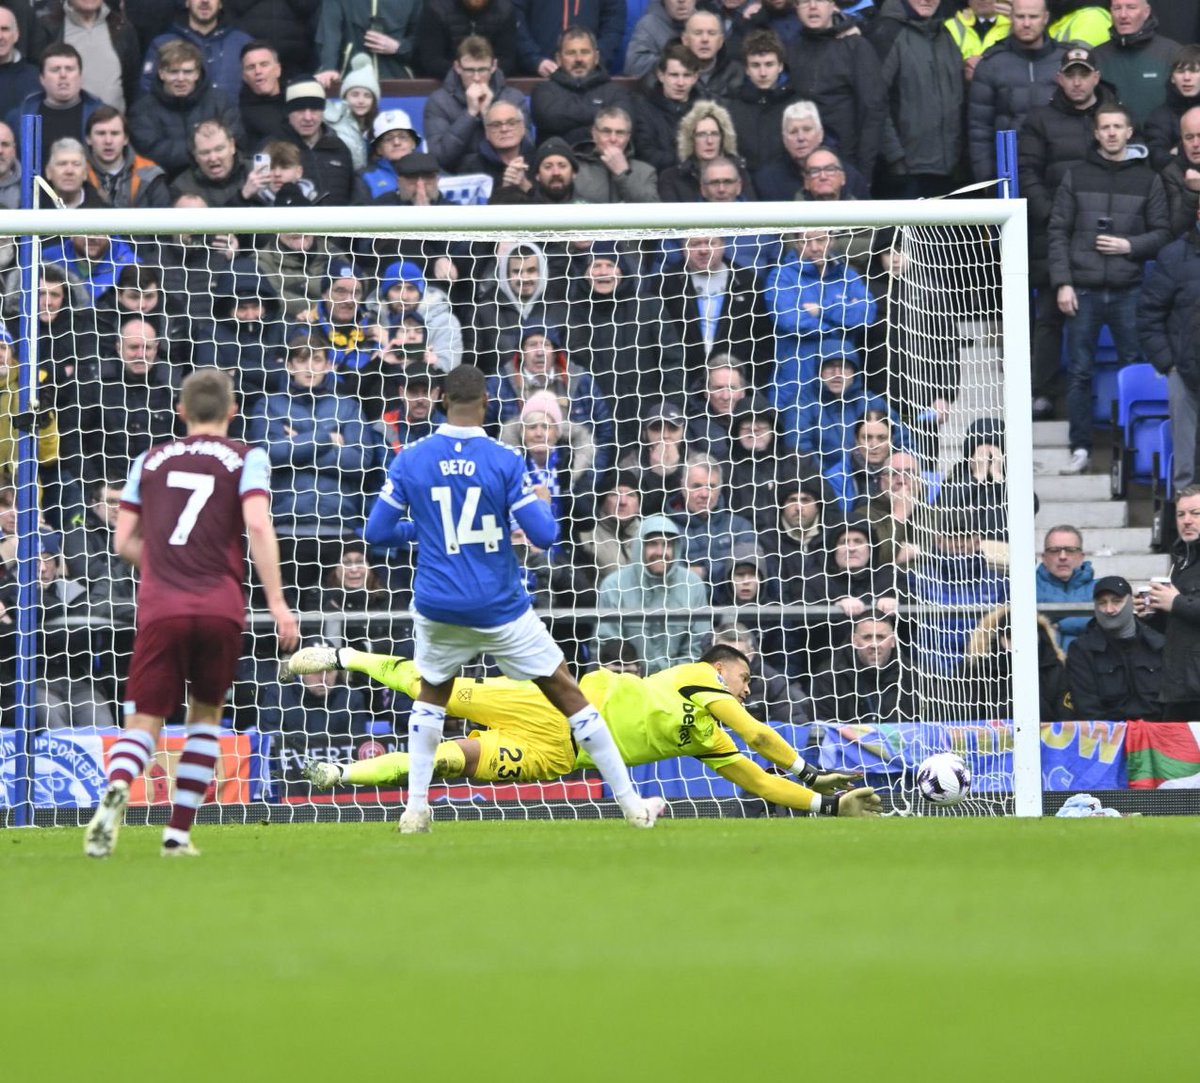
[10,407,49,433]
[791,757,864,795]
[814,787,881,818]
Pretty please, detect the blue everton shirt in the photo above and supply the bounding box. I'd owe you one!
[372,423,558,627]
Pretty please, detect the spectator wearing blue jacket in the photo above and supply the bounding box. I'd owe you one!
[1036,523,1095,644]
[42,232,140,305]
[514,0,627,77]
[359,107,420,199]
[766,226,876,432]
[138,0,254,99]
[294,259,378,371]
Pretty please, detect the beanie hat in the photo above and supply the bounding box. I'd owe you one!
[521,390,564,425]
[534,136,578,172]
[286,77,326,111]
[338,53,381,102]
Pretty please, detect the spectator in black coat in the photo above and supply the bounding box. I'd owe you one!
[413,0,518,79]
[274,75,361,204]
[658,98,755,203]
[753,98,871,201]
[810,612,916,728]
[129,39,242,179]
[514,0,625,77]
[224,0,319,76]
[457,97,537,197]
[272,650,373,736]
[238,40,287,146]
[720,29,797,174]
[530,26,629,146]
[1066,575,1165,720]
[630,42,707,173]
[7,43,104,167]
[1139,487,1200,719]
[1143,44,1200,171]
[170,117,265,204]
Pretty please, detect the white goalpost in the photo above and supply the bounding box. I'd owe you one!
[0,198,1039,825]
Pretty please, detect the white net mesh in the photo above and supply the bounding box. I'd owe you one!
[0,204,1026,822]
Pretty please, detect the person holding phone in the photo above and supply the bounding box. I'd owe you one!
[1047,100,1171,475]
[314,0,422,85]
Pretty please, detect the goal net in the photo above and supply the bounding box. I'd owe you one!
[0,200,1038,826]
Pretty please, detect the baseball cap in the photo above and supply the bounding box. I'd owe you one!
[373,108,418,143]
[1093,575,1133,598]
[1060,45,1097,73]
[644,399,685,428]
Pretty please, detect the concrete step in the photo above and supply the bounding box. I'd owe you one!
[1036,500,1128,528]
[1082,527,1157,554]
[1033,420,1070,447]
[1032,446,1079,474]
[1090,552,1171,581]
[1033,474,1112,501]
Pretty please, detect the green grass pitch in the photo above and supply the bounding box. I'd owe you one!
[3,815,1196,1081]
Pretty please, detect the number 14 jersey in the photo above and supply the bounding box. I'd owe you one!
[122,435,271,630]
[379,424,543,628]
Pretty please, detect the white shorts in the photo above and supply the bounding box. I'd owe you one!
[412,607,565,685]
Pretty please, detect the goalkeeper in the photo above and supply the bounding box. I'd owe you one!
[288,642,881,817]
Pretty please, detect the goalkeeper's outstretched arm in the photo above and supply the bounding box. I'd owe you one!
[715,757,881,817]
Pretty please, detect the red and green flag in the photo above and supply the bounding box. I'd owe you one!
[1125,722,1200,788]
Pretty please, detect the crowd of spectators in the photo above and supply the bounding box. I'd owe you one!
[4,0,1200,745]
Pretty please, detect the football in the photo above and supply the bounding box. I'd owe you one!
[916,752,971,806]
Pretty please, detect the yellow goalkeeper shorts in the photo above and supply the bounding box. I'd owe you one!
[466,715,577,784]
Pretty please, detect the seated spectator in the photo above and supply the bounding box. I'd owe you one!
[76,316,178,484]
[864,449,935,571]
[275,76,361,205]
[579,471,641,587]
[786,0,884,183]
[809,612,916,729]
[668,451,757,586]
[1036,523,1094,644]
[467,240,568,371]
[84,104,169,207]
[630,41,706,174]
[904,507,1010,676]
[129,39,241,179]
[423,33,525,173]
[92,262,181,367]
[657,233,770,379]
[573,104,660,203]
[681,8,741,97]
[530,26,629,145]
[360,107,419,199]
[1145,43,1200,171]
[253,138,319,204]
[794,354,892,468]
[238,40,285,147]
[500,388,598,525]
[767,227,876,432]
[61,477,136,636]
[722,29,797,174]
[245,329,380,581]
[488,325,615,472]
[43,228,139,305]
[323,51,379,172]
[522,136,585,204]
[936,416,1006,540]
[139,0,255,100]
[0,7,39,121]
[374,360,445,451]
[414,0,518,81]
[254,225,344,319]
[455,97,536,196]
[618,399,689,518]
[314,0,421,85]
[796,146,852,202]
[0,121,18,209]
[1065,574,1165,720]
[295,260,377,371]
[374,258,463,372]
[821,409,900,516]
[658,99,753,203]
[35,264,100,440]
[43,0,140,113]
[685,355,749,464]
[626,0,696,79]
[759,474,830,601]
[595,513,710,675]
[725,401,811,527]
[41,134,106,206]
[802,517,897,641]
[711,544,780,612]
[32,532,115,728]
[192,267,287,398]
[957,603,1069,722]
[272,640,373,736]
[753,99,870,202]
[7,44,103,167]
[170,117,265,204]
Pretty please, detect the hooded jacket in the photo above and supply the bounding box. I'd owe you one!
[1093,11,1180,126]
[1047,144,1171,291]
[595,514,710,674]
[467,241,568,371]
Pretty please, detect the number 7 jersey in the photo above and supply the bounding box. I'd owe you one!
[379,424,542,627]
[122,435,272,630]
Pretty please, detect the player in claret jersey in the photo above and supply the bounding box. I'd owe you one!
[84,368,299,858]
[363,363,663,832]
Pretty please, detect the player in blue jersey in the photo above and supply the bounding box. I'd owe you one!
[364,365,663,832]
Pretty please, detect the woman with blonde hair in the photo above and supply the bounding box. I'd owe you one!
[658,100,755,203]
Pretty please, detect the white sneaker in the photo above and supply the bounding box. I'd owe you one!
[1060,448,1090,475]
[624,796,667,829]
[161,840,202,857]
[398,806,432,834]
[84,780,129,858]
[302,760,344,790]
[285,646,341,676]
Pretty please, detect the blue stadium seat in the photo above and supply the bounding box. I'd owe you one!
[378,95,427,140]
[1151,419,1174,551]
[1110,363,1169,497]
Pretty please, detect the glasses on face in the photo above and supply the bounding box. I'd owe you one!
[485,117,522,129]
[805,164,843,176]
[694,129,721,140]
[1044,546,1082,556]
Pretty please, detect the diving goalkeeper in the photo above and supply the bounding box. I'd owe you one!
[287,642,881,817]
